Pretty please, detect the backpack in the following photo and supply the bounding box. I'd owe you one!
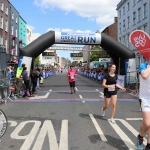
[11,71,15,79]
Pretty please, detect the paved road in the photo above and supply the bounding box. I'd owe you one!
[0,71,143,150]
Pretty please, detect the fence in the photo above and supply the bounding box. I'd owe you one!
[78,70,139,96]
[0,70,59,104]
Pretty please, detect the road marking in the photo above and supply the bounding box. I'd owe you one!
[10,121,41,150]
[79,95,85,103]
[29,92,50,100]
[33,120,68,150]
[75,87,78,91]
[99,95,104,98]
[89,114,107,142]
[49,89,52,91]
[108,120,137,150]
[8,121,17,127]
[126,118,143,121]
[79,95,83,99]
[95,89,99,91]
[99,92,104,95]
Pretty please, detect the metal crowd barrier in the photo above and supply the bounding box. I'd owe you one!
[78,71,104,82]
[79,70,139,97]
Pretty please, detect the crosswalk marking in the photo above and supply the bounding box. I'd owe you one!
[108,120,137,150]
[89,114,107,142]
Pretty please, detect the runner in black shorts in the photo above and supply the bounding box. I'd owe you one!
[101,64,126,124]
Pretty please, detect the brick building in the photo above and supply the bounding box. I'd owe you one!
[0,0,10,70]
[102,17,118,40]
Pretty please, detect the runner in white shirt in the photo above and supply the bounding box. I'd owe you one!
[137,62,150,150]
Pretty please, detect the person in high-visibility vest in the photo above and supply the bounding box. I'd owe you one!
[16,63,26,97]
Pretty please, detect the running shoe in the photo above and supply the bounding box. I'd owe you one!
[74,89,76,93]
[136,135,143,150]
[70,92,73,94]
[108,118,116,124]
[101,107,105,116]
[145,146,150,150]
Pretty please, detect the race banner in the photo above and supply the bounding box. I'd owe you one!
[129,30,150,62]
[55,32,101,44]
[117,75,125,88]
[70,53,83,57]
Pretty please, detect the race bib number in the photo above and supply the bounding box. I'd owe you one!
[108,84,115,91]
[70,74,74,79]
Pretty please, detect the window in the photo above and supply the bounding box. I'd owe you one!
[0,36,3,44]
[127,33,130,48]
[133,0,136,6]
[1,2,4,11]
[138,27,141,30]
[123,7,125,15]
[5,39,7,52]
[122,36,125,45]
[12,13,14,20]
[0,16,3,29]
[5,6,8,15]
[119,37,121,43]
[119,10,121,18]
[16,17,18,23]
[138,8,141,22]
[15,44,17,55]
[123,20,126,31]
[144,3,147,19]
[127,2,130,11]
[119,23,121,33]
[15,29,17,37]
[11,25,14,35]
[143,24,147,33]
[133,12,136,25]
[127,16,130,28]
[4,20,7,31]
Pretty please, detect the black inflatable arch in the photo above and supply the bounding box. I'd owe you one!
[20,31,135,59]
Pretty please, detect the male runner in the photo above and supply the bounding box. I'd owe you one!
[137,61,150,150]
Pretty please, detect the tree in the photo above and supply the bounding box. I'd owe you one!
[89,45,102,62]
[34,55,40,66]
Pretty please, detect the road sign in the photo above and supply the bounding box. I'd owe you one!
[99,58,111,62]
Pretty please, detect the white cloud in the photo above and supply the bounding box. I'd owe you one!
[34,0,119,26]
[46,28,92,33]
[28,25,35,30]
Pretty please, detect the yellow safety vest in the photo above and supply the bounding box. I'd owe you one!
[16,67,23,78]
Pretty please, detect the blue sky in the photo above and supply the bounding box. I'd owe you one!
[9,0,120,59]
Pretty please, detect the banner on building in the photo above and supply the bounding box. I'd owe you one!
[55,32,101,44]
[129,30,150,62]
[18,56,32,76]
[72,57,83,61]
[42,52,55,56]
[70,53,83,57]
[117,75,125,88]
[99,58,111,62]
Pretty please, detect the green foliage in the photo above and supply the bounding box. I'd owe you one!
[34,56,40,65]
[90,45,102,62]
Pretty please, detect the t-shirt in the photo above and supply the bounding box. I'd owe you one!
[103,73,118,92]
[67,70,76,82]
[138,62,150,103]
[22,71,29,81]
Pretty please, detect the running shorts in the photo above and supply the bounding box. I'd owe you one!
[104,91,117,98]
[69,81,75,87]
[141,99,150,112]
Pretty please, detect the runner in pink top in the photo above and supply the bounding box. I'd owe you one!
[67,65,77,94]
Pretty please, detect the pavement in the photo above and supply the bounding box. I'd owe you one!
[0,71,143,150]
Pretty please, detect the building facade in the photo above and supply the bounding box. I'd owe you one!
[0,0,10,70]
[81,45,90,62]
[9,3,19,61]
[19,16,27,48]
[116,0,149,66]
[26,24,32,45]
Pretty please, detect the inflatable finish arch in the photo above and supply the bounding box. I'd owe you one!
[20,31,135,59]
